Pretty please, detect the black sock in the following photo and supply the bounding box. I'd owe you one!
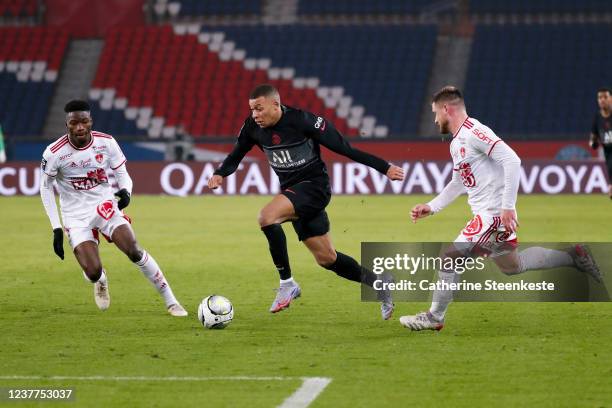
[324,251,377,287]
[261,224,292,280]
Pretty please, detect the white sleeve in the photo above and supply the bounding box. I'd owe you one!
[489,141,521,210]
[108,137,127,170]
[427,171,465,214]
[113,163,133,194]
[40,172,62,230]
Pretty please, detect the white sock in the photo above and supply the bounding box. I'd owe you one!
[517,247,574,273]
[135,250,178,307]
[83,269,107,284]
[429,270,456,322]
[280,277,295,287]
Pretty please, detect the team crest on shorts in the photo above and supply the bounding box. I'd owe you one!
[463,215,483,236]
[95,153,104,164]
[96,200,115,220]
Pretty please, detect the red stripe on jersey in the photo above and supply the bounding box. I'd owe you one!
[487,140,502,156]
[92,131,113,139]
[111,159,127,170]
[50,136,69,153]
[465,118,474,127]
[453,117,472,138]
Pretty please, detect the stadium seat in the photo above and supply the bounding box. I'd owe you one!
[91,25,436,138]
[0,27,68,137]
[469,0,611,14]
[465,24,611,138]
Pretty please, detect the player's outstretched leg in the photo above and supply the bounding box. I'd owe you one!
[495,246,602,283]
[74,241,110,310]
[400,269,453,331]
[111,225,187,317]
[304,234,394,320]
[259,195,300,313]
[262,223,302,313]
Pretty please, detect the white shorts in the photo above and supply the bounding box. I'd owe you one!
[63,199,130,249]
[453,214,518,258]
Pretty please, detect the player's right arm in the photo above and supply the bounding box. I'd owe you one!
[209,121,256,189]
[411,171,464,223]
[39,149,64,259]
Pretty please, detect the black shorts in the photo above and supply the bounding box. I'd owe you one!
[281,179,332,241]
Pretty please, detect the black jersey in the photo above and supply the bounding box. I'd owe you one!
[214,106,390,190]
[592,111,612,148]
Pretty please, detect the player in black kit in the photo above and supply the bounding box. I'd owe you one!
[208,84,404,319]
[589,87,612,198]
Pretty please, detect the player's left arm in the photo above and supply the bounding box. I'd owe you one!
[304,113,404,181]
[487,139,521,233]
[108,137,132,209]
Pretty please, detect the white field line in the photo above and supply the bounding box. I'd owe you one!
[0,375,333,408]
[277,377,333,408]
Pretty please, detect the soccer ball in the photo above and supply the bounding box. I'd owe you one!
[197,295,234,329]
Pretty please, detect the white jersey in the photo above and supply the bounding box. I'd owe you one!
[41,131,126,221]
[449,117,507,215]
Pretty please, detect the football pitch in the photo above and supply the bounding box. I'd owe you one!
[1,194,611,407]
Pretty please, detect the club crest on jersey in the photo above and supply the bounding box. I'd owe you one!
[271,134,281,145]
[96,200,115,220]
[460,147,466,158]
[95,153,104,164]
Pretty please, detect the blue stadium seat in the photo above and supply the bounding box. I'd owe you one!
[215,25,437,135]
[465,24,612,138]
[470,0,611,14]
[298,0,431,15]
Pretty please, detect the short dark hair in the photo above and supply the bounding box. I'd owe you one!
[64,100,91,113]
[249,84,279,99]
[597,87,611,95]
[432,86,464,104]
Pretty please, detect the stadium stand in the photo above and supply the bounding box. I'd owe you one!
[469,0,610,14]
[0,27,68,137]
[89,24,437,138]
[152,0,261,19]
[465,24,611,138]
[218,25,437,136]
[1,1,610,142]
[0,0,37,18]
[298,0,432,15]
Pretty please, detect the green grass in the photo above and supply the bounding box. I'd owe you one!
[1,194,611,407]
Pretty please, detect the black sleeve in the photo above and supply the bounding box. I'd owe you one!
[213,120,256,177]
[591,114,600,139]
[302,111,390,175]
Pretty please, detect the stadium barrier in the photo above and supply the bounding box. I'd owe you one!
[0,160,608,196]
